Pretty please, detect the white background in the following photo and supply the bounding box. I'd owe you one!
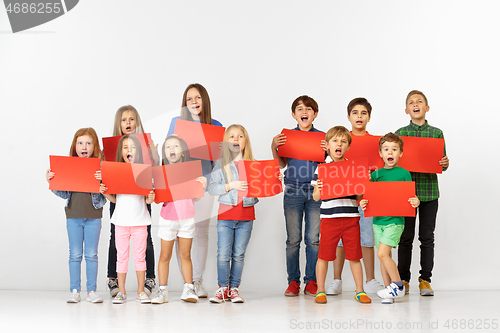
[0,0,499,292]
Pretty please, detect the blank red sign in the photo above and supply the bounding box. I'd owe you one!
[49,156,101,193]
[277,129,326,162]
[363,181,416,217]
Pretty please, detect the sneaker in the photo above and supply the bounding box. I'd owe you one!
[229,287,244,303]
[113,292,126,304]
[304,280,317,296]
[210,286,229,303]
[418,278,434,296]
[108,278,119,297]
[67,289,80,303]
[315,292,327,304]
[355,291,372,303]
[151,286,168,304]
[284,281,300,297]
[181,283,199,303]
[194,281,208,298]
[86,291,103,303]
[381,298,394,304]
[376,283,405,299]
[402,281,409,295]
[136,291,151,303]
[326,279,342,295]
[364,279,385,293]
[144,278,156,296]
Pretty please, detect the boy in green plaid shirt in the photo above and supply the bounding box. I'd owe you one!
[396,90,449,297]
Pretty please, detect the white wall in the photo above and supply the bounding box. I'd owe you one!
[1,0,499,292]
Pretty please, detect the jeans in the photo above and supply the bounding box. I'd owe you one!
[66,218,102,292]
[398,199,438,282]
[217,220,253,288]
[284,185,321,284]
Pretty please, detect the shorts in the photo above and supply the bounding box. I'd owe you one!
[338,206,374,247]
[318,217,362,261]
[373,223,404,248]
[158,216,195,241]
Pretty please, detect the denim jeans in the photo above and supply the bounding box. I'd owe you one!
[66,218,102,292]
[284,185,320,284]
[217,220,254,288]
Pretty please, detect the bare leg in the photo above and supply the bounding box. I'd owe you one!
[377,243,401,284]
[158,239,175,286]
[117,272,127,295]
[333,246,345,280]
[361,246,375,281]
[178,237,194,284]
[316,258,329,293]
[349,260,364,293]
[136,271,146,295]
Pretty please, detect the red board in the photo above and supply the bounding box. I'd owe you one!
[363,181,416,217]
[277,129,326,162]
[49,156,100,193]
[174,120,225,161]
[317,159,369,200]
[237,159,283,198]
[101,161,152,196]
[152,160,204,203]
[344,135,383,170]
[102,133,153,164]
[398,137,445,174]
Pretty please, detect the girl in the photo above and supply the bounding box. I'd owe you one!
[101,134,155,304]
[107,105,158,297]
[207,125,258,303]
[167,84,223,298]
[46,127,106,303]
[151,136,207,304]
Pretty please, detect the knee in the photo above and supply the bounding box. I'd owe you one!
[179,251,191,262]
[232,252,245,263]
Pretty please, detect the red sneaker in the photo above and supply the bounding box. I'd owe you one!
[284,281,300,297]
[209,286,229,303]
[304,280,317,296]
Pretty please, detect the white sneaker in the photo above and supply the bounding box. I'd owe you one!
[113,292,127,304]
[381,298,394,304]
[365,279,385,293]
[326,279,342,295]
[377,283,405,299]
[151,286,168,304]
[86,291,103,303]
[181,283,199,303]
[136,291,151,304]
[67,289,80,303]
[194,281,208,298]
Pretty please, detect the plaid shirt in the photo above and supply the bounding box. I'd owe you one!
[396,120,448,202]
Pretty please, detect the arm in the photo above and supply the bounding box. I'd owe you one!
[195,176,207,202]
[207,161,248,196]
[359,199,368,210]
[100,183,116,203]
[312,179,322,202]
[271,133,287,168]
[408,196,420,208]
[146,190,155,205]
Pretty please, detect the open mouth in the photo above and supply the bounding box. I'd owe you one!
[81,152,88,157]
[170,151,176,159]
[233,143,240,149]
[126,126,132,132]
[335,148,342,154]
[413,108,420,113]
[300,115,309,122]
[127,154,133,162]
[388,157,394,163]
[356,121,363,124]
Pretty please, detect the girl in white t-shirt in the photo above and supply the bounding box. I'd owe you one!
[101,134,155,304]
[151,135,207,304]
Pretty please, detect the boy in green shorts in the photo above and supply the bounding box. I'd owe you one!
[360,133,420,304]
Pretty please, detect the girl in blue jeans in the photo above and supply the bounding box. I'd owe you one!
[208,124,258,303]
[46,128,107,303]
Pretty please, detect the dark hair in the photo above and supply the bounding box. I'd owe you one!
[379,132,404,152]
[347,97,372,116]
[161,135,191,165]
[116,134,144,163]
[181,83,213,124]
[291,95,318,114]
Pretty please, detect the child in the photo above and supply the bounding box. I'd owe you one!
[360,133,420,304]
[107,105,157,297]
[46,127,106,303]
[396,90,449,296]
[151,136,207,304]
[208,125,258,303]
[271,95,325,297]
[327,98,384,295]
[167,83,223,298]
[101,134,156,304]
[312,126,371,304]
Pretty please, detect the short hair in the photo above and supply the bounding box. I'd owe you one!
[325,126,352,145]
[406,90,428,106]
[161,135,191,165]
[291,95,318,114]
[347,97,372,116]
[379,132,404,152]
[116,134,144,163]
[113,105,145,136]
[69,127,102,159]
[181,83,213,125]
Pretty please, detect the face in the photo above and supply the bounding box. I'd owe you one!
[164,138,184,164]
[379,141,403,169]
[292,102,317,130]
[121,138,138,163]
[185,88,203,118]
[326,135,350,162]
[75,135,94,158]
[226,128,246,154]
[405,94,429,122]
[120,110,137,135]
[348,105,371,131]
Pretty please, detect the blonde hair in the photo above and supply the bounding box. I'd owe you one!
[69,127,102,160]
[325,126,352,144]
[406,90,428,106]
[181,83,213,125]
[221,124,254,183]
[112,105,145,136]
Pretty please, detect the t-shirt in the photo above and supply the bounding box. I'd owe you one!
[110,194,151,226]
[160,199,195,221]
[65,192,103,219]
[370,166,412,225]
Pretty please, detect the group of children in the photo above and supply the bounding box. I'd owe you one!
[47,85,448,305]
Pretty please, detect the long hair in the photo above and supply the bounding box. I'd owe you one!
[115,134,144,163]
[221,124,254,183]
[161,135,191,165]
[69,127,102,159]
[180,83,213,125]
[112,105,145,136]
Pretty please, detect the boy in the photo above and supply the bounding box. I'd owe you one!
[396,90,449,296]
[271,95,325,297]
[327,98,384,296]
[360,133,420,304]
[312,126,371,304]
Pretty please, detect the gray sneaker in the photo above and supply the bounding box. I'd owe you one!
[151,287,168,304]
[181,283,198,303]
[86,291,103,303]
[194,281,208,298]
[107,278,119,297]
[326,279,342,295]
[144,278,156,296]
[67,289,80,303]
